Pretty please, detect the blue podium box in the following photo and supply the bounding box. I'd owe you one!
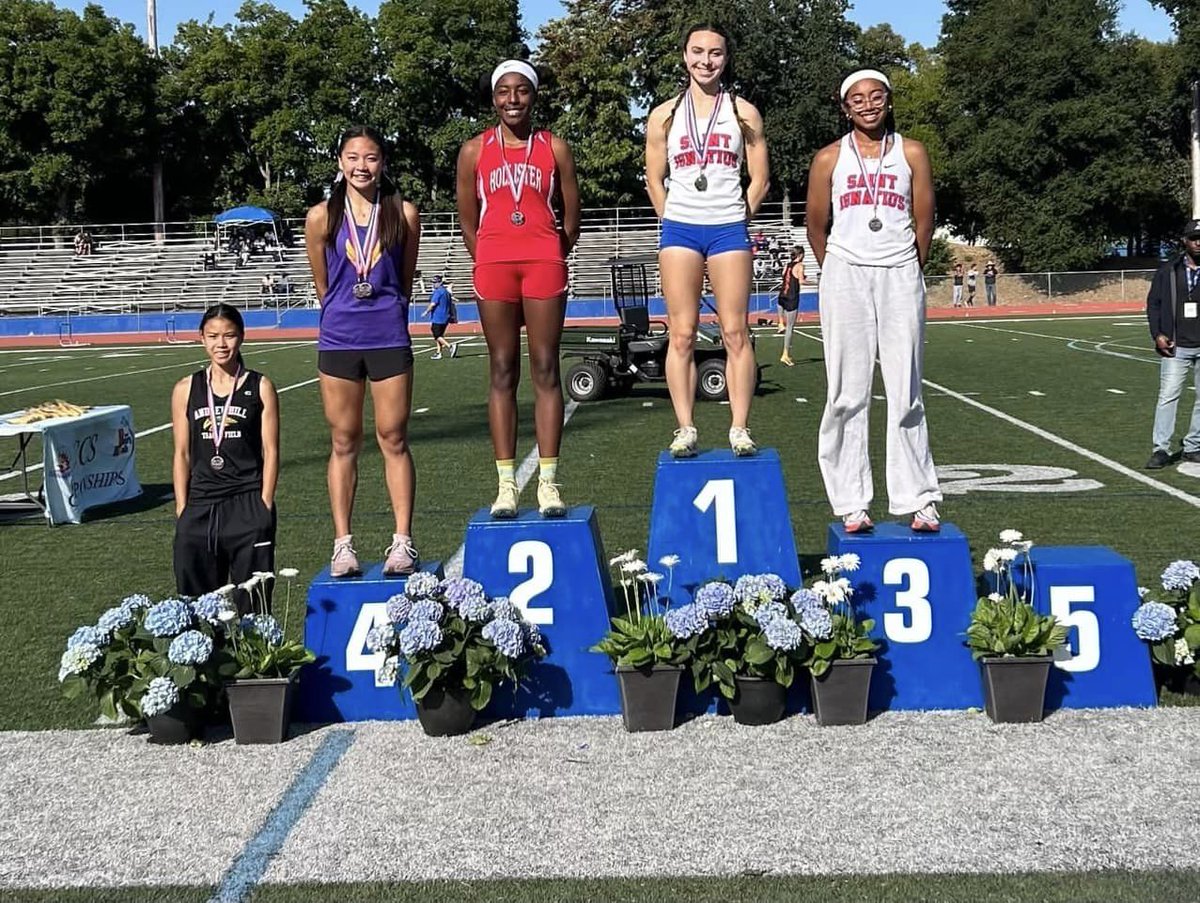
[1025,546,1157,709]
[648,449,801,607]
[298,561,445,723]
[461,505,621,718]
[829,522,981,711]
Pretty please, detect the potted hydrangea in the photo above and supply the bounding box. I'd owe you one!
[966,530,1068,723]
[367,573,547,736]
[1131,560,1200,694]
[801,553,879,726]
[58,592,224,743]
[591,551,687,732]
[217,569,315,744]
[665,573,808,725]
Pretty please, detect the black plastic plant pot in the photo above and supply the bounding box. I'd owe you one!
[226,675,297,744]
[415,685,477,736]
[615,664,682,732]
[981,655,1053,723]
[810,657,876,726]
[146,701,203,745]
[728,675,786,726]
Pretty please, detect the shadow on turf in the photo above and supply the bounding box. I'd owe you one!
[0,482,175,526]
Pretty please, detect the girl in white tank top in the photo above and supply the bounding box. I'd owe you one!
[662,94,746,226]
[825,132,917,267]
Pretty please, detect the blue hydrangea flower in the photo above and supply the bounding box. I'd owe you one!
[241,613,284,646]
[58,643,102,681]
[190,592,227,625]
[790,588,825,618]
[67,625,109,651]
[141,676,179,718]
[168,630,213,665]
[119,593,153,616]
[398,619,443,656]
[763,615,804,651]
[1132,601,1178,641]
[96,606,134,636]
[694,582,736,619]
[665,604,709,639]
[144,599,193,637]
[365,622,396,654]
[734,573,789,610]
[404,571,441,600]
[458,593,493,622]
[408,599,444,623]
[483,618,526,658]
[1161,561,1200,592]
[753,600,788,629]
[522,621,543,653]
[441,577,487,613]
[800,605,834,641]
[490,598,521,622]
[385,592,413,625]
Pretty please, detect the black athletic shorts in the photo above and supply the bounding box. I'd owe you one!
[431,322,448,340]
[318,347,414,381]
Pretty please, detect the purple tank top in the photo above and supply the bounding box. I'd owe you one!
[318,216,410,351]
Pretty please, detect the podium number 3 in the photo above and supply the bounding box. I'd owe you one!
[882,558,933,643]
[694,479,737,564]
[509,540,555,625]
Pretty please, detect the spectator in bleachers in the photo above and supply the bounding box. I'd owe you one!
[201,243,217,271]
[276,271,290,295]
[73,229,86,257]
[260,274,272,296]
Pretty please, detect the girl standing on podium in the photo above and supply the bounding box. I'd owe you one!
[805,70,942,534]
[305,125,422,577]
[645,23,770,458]
[171,304,278,612]
[456,60,581,519]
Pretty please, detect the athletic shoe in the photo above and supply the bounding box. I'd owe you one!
[330,538,361,578]
[911,503,941,533]
[775,324,786,334]
[1181,450,1200,464]
[669,426,698,458]
[842,510,873,533]
[431,352,443,361]
[490,478,520,519]
[780,353,795,367]
[537,479,567,518]
[382,538,419,577]
[1145,449,1172,469]
[449,343,459,358]
[729,426,757,456]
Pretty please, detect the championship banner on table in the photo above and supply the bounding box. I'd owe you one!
[42,407,141,524]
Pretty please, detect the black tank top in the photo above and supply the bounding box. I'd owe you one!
[186,368,264,504]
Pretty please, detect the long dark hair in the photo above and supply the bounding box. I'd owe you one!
[325,125,405,251]
[199,304,246,366]
[665,23,755,145]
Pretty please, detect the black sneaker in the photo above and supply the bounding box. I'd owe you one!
[1145,449,1172,469]
[1182,450,1200,464]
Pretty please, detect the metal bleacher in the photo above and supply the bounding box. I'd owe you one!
[0,203,809,319]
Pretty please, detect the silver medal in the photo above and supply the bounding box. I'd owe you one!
[868,218,883,232]
[210,455,225,471]
[694,174,708,192]
[352,281,374,299]
[511,211,525,226]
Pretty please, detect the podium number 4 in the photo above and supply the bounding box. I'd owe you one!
[694,479,737,564]
[346,602,394,687]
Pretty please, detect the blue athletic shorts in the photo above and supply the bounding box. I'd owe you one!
[659,219,751,258]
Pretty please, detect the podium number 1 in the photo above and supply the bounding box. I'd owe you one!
[694,479,737,564]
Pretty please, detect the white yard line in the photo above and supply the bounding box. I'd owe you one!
[950,321,1151,354]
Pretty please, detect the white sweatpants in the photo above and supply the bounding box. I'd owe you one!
[817,253,942,516]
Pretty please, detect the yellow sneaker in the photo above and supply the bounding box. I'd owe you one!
[490,478,519,519]
[669,426,698,458]
[537,479,567,518]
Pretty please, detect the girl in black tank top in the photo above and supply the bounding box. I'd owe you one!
[171,305,280,611]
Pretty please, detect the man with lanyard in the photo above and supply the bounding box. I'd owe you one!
[1145,218,1200,469]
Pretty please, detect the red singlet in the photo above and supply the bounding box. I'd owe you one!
[473,129,563,266]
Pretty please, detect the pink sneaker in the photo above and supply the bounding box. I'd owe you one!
[383,537,418,577]
[330,537,361,578]
[911,503,941,533]
[842,510,874,534]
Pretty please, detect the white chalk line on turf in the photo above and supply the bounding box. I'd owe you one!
[442,399,580,579]
[951,321,1152,355]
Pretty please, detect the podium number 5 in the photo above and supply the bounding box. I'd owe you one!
[509,540,555,625]
[694,479,737,564]
[882,558,932,643]
[1049,585,1100,672]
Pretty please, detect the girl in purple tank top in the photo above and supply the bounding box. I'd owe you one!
[305,125,422,578]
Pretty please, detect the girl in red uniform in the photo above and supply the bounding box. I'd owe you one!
[456,60,581,518]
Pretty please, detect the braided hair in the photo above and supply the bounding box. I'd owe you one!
[664,23,756,145]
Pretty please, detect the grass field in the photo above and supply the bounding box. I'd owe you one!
[1,314,1198,732]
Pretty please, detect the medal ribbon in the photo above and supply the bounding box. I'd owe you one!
[496,126,535,213]
[684,90,724,174]
[206,364,242,460]
[344,195,380,283]
[849,131,890,219]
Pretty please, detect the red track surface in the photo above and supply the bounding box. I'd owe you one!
[0,301,1144,349]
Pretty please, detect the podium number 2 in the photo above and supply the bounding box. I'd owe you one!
[693,479,737,564]
[882,558,932,643]
[509,540,555,625]
[1049,585,1100,672]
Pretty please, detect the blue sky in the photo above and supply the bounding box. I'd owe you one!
[63,0,1174,48]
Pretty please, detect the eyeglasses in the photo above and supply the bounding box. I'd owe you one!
[845,91,888,111]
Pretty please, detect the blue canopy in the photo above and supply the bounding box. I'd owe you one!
[213,205,276,225]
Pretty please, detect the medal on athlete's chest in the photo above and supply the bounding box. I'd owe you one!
[694,174,708,192]
[352,281,374,299]
[868,218,883,232]
[510,211,526,226]
[498,126,535,227]
[849,132,891,235]
[345,196,381,301]
[206,366,241,476]
[685,91,723,194]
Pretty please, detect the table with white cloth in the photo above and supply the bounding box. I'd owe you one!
[0,404,142,524]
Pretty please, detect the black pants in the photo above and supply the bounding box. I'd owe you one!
[174,489,276,614]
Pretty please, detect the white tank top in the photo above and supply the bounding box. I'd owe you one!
[662,91,746,226]
[826,132,917,267]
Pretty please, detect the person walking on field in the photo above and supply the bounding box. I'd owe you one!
[645,22,770,458]
[425,274,456,360]
[805,69,943,533]
[778,246,805,367]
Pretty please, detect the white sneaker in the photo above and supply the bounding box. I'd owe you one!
[430,352,443,361]
[669,426,698,458]
[490,478,519,519]
[537,479,567,517]
[382,538,419,576]
[842,511,874,534]
[449,343,459,358]
[330,537,361,578]
[729,426,757,456]
[911,503,941,533]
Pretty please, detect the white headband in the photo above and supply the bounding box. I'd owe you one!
[840,69,891,100]
[491,60,538,92]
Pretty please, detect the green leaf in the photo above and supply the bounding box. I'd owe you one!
[744,640,774,665]
[1184,625,1200,649]
[472,680,493,711]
